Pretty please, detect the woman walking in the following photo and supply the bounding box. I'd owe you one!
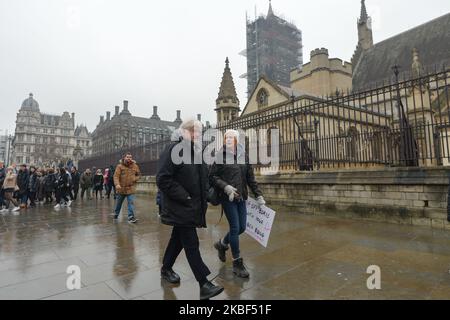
[107,165,116,199]
[55,167,71,209]
[37,169,46,204]
[93,169,104,199]
[28,166,39,208]
[0,167,21,213]
[103,168,112,199]
[210,129,266,279]
[43,168,56,204]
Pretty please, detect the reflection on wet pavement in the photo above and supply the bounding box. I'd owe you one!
[0,196,450,300]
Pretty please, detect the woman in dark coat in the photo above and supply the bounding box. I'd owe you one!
[28,166,39,207]
[156,121,223,301]
[55,167,70,208]
[43,168,56,203]
[93,169,104,199]
[17,164,29,208]
[37,169,46,204]
[210,129,266,279]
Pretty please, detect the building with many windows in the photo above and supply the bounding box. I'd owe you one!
[12,93,91,167]
[90,100,182,157]
[0,130,12,164]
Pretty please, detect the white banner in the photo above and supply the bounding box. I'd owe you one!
[245,197,276,248]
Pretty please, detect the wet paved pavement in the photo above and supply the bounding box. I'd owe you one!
[1,195,450,300]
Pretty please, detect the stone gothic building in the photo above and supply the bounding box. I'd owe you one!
[13,93,92,167]
[214,1,450,172]
[215,58,240,126]
[351,0,450,91]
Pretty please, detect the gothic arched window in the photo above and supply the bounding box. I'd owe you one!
[257,89,269,108]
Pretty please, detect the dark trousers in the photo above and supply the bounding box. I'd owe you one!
[29,192,36,207]
[95,187,103,199]
[0,189,4,207]
[162,226,211,282]
[81,187,91,199]
[106,184,115,199]
[56,188,69,204]
[71,185,79,200]
[19,191,28,205]
[45,191,53,203]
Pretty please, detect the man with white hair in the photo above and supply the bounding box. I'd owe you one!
[157,119,224,300]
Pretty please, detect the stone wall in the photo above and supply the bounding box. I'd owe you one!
[136,176,159,195]
[136,167,450,230]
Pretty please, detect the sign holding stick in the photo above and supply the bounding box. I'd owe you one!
[245,197,276,247]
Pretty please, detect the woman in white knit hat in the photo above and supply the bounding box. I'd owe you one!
[209,129,266,278]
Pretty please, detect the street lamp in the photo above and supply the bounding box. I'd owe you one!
[6,134,12,166]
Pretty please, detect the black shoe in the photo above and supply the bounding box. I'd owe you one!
[200,281,224,300]
[214,241,228,263]
[161,268,181,284]
[232,258,250,278]
[128,217,138,224]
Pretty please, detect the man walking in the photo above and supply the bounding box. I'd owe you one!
[80,169,93,200]
[157,120,224,300]
[113,152,141,224]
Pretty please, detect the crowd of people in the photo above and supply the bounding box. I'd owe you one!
[0,162,117,212]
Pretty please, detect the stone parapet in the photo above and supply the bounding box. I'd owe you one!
[136,167,450,230]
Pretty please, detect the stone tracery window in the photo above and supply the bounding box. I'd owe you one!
[257,88,269,108]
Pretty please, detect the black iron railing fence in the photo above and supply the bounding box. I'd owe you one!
[80,66,450,175]
[78,140,171,176]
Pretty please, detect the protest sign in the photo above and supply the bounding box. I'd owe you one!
[245,197,276,247]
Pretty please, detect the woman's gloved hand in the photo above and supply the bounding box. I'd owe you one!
[256,196,266,207]
[224,185,238,202]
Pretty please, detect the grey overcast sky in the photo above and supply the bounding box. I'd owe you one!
[1,0,450,135]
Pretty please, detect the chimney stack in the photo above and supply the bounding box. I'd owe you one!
[197,114,202,122]
[123,100,129,111]
[150,106,160,120]
[106,111,111,121]
[71,113,75,119]
[115,106,120,116]
[174,110,182,125]
[100,116,104,123]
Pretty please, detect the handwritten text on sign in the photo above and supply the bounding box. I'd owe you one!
[245,197,276,247]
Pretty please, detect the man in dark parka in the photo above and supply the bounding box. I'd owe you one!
[157,120,223,300]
